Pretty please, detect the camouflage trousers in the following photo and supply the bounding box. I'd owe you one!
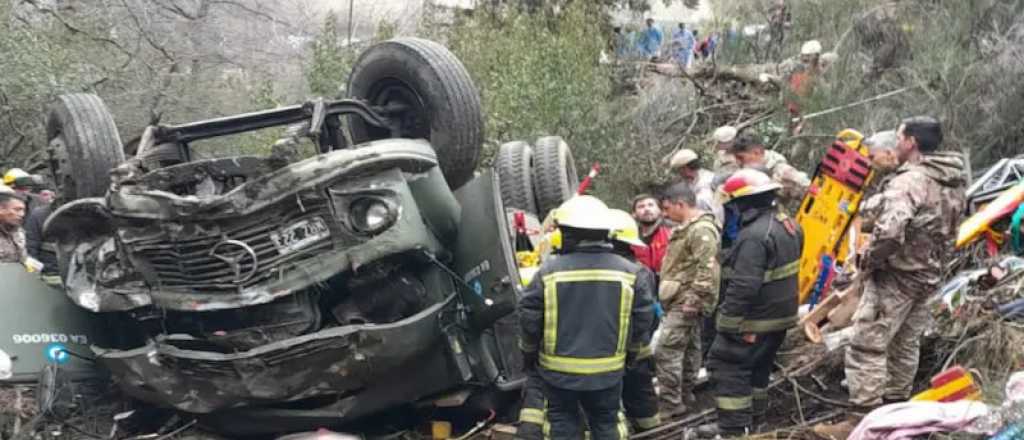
[845,273,932,408]
[654,311,702,417]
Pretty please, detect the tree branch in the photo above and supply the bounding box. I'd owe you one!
[209,0,294,29]
[120,0,178,63]
[19,0,134,59]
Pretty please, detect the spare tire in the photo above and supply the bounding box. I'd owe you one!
[347,38,484,189]
[46,94,125,201]
[531,136,579,216]
[495,141,538,215]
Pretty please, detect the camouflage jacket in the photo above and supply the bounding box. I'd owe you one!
[857,171,895,233]
[763,150,811,208]
[658,213,721,315]
[690,168,725,225]
[862,152,967,293]
[0,225,26,264]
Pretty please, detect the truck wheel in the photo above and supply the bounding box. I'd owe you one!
[495,141,538,215]
[46,94,125,201]
[531,136,579,216]
[347,38,484,189]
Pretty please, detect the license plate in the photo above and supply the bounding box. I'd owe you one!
[270,217,331,254]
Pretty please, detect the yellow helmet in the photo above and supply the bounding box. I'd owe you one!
[3,168,29,186]
[608,209,647,247]
[553,195,614,231]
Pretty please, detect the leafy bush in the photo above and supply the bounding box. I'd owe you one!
[445,4,613,160]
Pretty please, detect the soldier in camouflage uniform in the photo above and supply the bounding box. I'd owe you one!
[0,191,28,264]
[711,126,740,179]
[814,117,966,440]
[729,134,811,211]
[655,183,721,418]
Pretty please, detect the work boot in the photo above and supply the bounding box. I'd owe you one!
[812,415,862,440]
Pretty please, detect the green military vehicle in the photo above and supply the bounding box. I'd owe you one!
[33,38,578,436]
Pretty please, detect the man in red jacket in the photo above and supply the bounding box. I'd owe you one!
[630,194,674,274]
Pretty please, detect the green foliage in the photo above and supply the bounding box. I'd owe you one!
[227,79,286,157]
[712,0,1024,171]
[0,3,93,170]
[375,19,398,41]
[306,12,358,97]
[446,3,613,163]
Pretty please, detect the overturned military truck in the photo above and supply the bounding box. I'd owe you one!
[40,38,579,436]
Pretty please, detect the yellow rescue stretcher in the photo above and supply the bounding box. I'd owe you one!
[795,129,875,304]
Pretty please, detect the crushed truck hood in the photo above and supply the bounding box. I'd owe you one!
[48,139,449,312]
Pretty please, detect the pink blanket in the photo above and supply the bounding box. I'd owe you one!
[849,401,991,440]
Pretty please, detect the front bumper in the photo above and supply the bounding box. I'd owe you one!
[96,293,458,413]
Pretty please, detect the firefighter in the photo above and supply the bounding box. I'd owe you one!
[697,170,803,438]
[519,196,656,440]
[3,169,46,218]
[609,209,661,432]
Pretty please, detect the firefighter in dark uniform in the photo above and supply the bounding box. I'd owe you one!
[699,170,802,438]
[608,209,661,432]
[519,196,656,440]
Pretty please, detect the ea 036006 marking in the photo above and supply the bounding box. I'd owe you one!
[11,333,89,345]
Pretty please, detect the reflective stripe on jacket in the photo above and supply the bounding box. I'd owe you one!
[519,244,656,391]
[717,208,803,334]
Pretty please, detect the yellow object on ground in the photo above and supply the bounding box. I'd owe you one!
[911,366,981,402]
[955,182,1024,248]
[795,129,874,304]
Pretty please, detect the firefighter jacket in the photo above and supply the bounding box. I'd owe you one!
[717,207,803,334]
[658,213,721,316]
[518,242,656,391]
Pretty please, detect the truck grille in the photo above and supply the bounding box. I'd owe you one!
[131,199,333,293]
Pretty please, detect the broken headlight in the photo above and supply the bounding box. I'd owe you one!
[349,197,395,234]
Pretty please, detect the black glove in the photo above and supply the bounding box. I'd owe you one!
[522,351,538,369]
[626,350,637,368]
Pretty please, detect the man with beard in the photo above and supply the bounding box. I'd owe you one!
[630,194,674,275]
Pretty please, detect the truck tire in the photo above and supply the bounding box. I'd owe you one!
[495,141,538,215]
[347,38,484,189]
[531,136,579,216]
[46,94,125,201]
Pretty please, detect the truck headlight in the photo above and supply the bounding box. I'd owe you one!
[350,198,395,234]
